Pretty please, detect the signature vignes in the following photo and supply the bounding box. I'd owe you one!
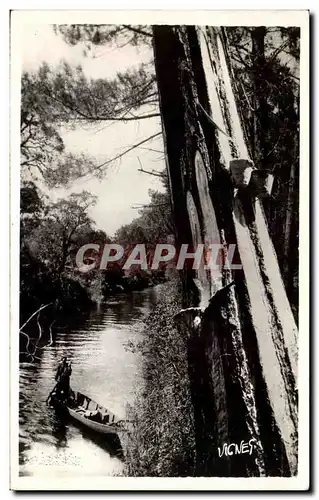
[218,439,260,457]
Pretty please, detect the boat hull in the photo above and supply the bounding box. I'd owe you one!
[49,389,125,436]
[67,407,119,435]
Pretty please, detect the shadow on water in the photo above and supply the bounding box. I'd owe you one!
[79,428,124,460]
[52,406,124,460]
[50,408,68,449]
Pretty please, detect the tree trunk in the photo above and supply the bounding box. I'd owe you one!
[153,25,298,477]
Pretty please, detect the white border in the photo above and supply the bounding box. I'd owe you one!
[9,9,310,27]
[10,9,310,491]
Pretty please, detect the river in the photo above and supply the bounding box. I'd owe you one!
[19,287,160,477]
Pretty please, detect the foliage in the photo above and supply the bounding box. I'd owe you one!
[24,191,97,277]
[53,24,153,51]
[115,188,174,248]
[111,186,173,289]
[21,24,159,188]
[94,185,174,295]
[124,279,196,477]
[21,69,99,187]
[20,181,43,214]
[24,61,158,123]
[21,59,159,187]
[19,188,104,329]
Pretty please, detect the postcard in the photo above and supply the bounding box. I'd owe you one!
[10,9,309,491]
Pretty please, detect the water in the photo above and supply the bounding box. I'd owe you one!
[19,287,160,478]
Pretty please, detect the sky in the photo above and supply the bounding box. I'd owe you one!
[20,24,165,236]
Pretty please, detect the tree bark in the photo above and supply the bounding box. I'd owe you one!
[153,25,298,477]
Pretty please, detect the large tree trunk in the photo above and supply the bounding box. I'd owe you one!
[153,25,298,477]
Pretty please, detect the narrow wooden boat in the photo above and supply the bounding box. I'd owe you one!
[50,389,127,436]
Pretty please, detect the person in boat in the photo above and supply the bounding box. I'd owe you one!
[55,357,67,381]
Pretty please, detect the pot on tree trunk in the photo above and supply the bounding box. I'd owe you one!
[250,170,274,198]
[230,159,254,188]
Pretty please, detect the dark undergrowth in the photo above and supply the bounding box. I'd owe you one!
[124,278,196,477]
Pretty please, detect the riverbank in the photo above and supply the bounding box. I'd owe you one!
[124,278,196,477]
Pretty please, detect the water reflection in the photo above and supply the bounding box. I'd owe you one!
[19,287,160,477]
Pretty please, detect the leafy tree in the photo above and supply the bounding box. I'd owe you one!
[21,69,99,187]
[25,191,97,277]
[21,25,161,187]
[116,189,173,245]
[114,185,174,280]
[23,61,159,125]
[71,225,110,250]
[20,181,43,215]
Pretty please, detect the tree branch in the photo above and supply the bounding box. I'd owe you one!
[42,83,160,122]
[267,39,291,65]
[122,25,153,39]
[137,146,164,154]
[131,203,169,209]
[20,303,53,332]
[78,131,162,178]
[138,167,166,178]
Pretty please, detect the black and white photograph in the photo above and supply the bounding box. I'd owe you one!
[10,10,309,491]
